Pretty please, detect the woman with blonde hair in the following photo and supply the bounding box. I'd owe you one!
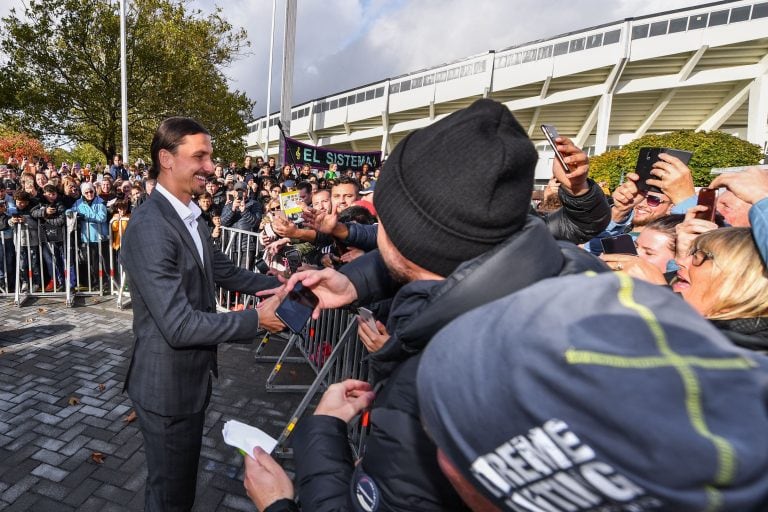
[673,227,768,352]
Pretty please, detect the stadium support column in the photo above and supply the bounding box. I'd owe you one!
[748,73,768,150]
[594,92,612,156]
[278,0,297,165]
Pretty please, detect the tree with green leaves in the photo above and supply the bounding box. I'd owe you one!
[0,0,254,164]
[589,130,763,190]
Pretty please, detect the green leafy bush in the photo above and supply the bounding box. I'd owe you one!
[589,131,763,190]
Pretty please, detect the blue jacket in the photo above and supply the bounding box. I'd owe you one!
[71,197,109,242]
[750,197,768,266]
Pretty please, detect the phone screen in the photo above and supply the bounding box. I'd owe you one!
[635,147,693,193]
[540,124,570,173]
[694,188,717,222]
[275,283,319,333]
[601,234,638,255]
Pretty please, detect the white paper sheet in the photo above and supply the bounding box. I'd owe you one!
[222,419,278,457]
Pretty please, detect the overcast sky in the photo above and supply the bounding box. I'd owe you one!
[0,0,708,117]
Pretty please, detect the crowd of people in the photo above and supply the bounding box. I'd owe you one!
[237,99,768,512]
[0,150,376,295]
[3,97,768,511]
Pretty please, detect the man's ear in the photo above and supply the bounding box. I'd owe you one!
[159,149,174,172]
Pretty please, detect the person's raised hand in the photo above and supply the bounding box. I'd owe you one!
[308,209,339,235]
[243,447,294,511]
[272,215,297,238]
[647,153,695,205]
[600,253,667,285]
[611,173,644,222]
[552,136,590,196]
[675,206,718,259]
[709,167,768,205]
[274,268,357,319]
[314,379,375,423]
[357,319,389,353]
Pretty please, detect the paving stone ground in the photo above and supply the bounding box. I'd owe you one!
[0,294,307,511]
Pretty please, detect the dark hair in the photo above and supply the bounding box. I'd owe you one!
[198,192,213,201]
[296,181,312,195]
[643,214,685,252]
[14,190,32,202]
[114,198,131,213]
[149,117,210,180]
[43,184,57,194]
[338,205,376,225]
[334,176,360,194]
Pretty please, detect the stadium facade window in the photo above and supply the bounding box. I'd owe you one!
[291,111,297,120]
[688,13,708,30]
[474,61,486,73]
[375,87,384,97]
[603,29,621,45]
[365,90,375,100]
[730,5,751,22]
[669,17,687,33]
[460,64,472,77]
[553,41,569,56]
[569,37,586,52]
[320,103,328,113]
[447,68,460,80]
[400,80,411,92]
[435,71,447,83]
[649,20,668,37]
[509,53,521,65]
[537,45,553,59]
[390,83,400,94]
[753,2,768,18]
[424,74,435,85]
[708,9,728,26]
[261,121,267,129]
[339,97,347,107]
[348,94,356,105]
[412,77,423,88]
[330,99,338,110]
[522,49,537,63]
[631,24,649,39]
[356,92,365,102]
[585,34,603,48]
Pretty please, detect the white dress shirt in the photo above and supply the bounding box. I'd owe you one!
[155,183,205,267]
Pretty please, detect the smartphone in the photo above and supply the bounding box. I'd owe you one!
[635,148,693,193]
[254,258,270,274]
[540,124,570,173]
[275,283,319,333]
[601,234,638,255]
[694,188,717,222]
[357,307,377,331]
[263,222,277,239]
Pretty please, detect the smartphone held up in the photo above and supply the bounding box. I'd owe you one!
[540,124,570,174]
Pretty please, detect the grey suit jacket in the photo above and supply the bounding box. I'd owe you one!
[120,191,277,416]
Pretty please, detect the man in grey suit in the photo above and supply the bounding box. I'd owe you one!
[120,117,284,511]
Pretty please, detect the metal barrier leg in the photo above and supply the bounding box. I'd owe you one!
[272,321,359,457]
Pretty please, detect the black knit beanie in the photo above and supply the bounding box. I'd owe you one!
[374,99,538,277]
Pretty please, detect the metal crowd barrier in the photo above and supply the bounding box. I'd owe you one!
[10,215,76,307]
[265,307,371,457]
[217,225,265,311]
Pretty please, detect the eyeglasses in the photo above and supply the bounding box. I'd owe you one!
[690,247,715,267]
[644,195,669,208]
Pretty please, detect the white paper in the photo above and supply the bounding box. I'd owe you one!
[222,419,278,456]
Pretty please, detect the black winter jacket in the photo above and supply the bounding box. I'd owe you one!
[292,216,608,511]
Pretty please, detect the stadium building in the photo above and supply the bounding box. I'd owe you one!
[246,0,768,178]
